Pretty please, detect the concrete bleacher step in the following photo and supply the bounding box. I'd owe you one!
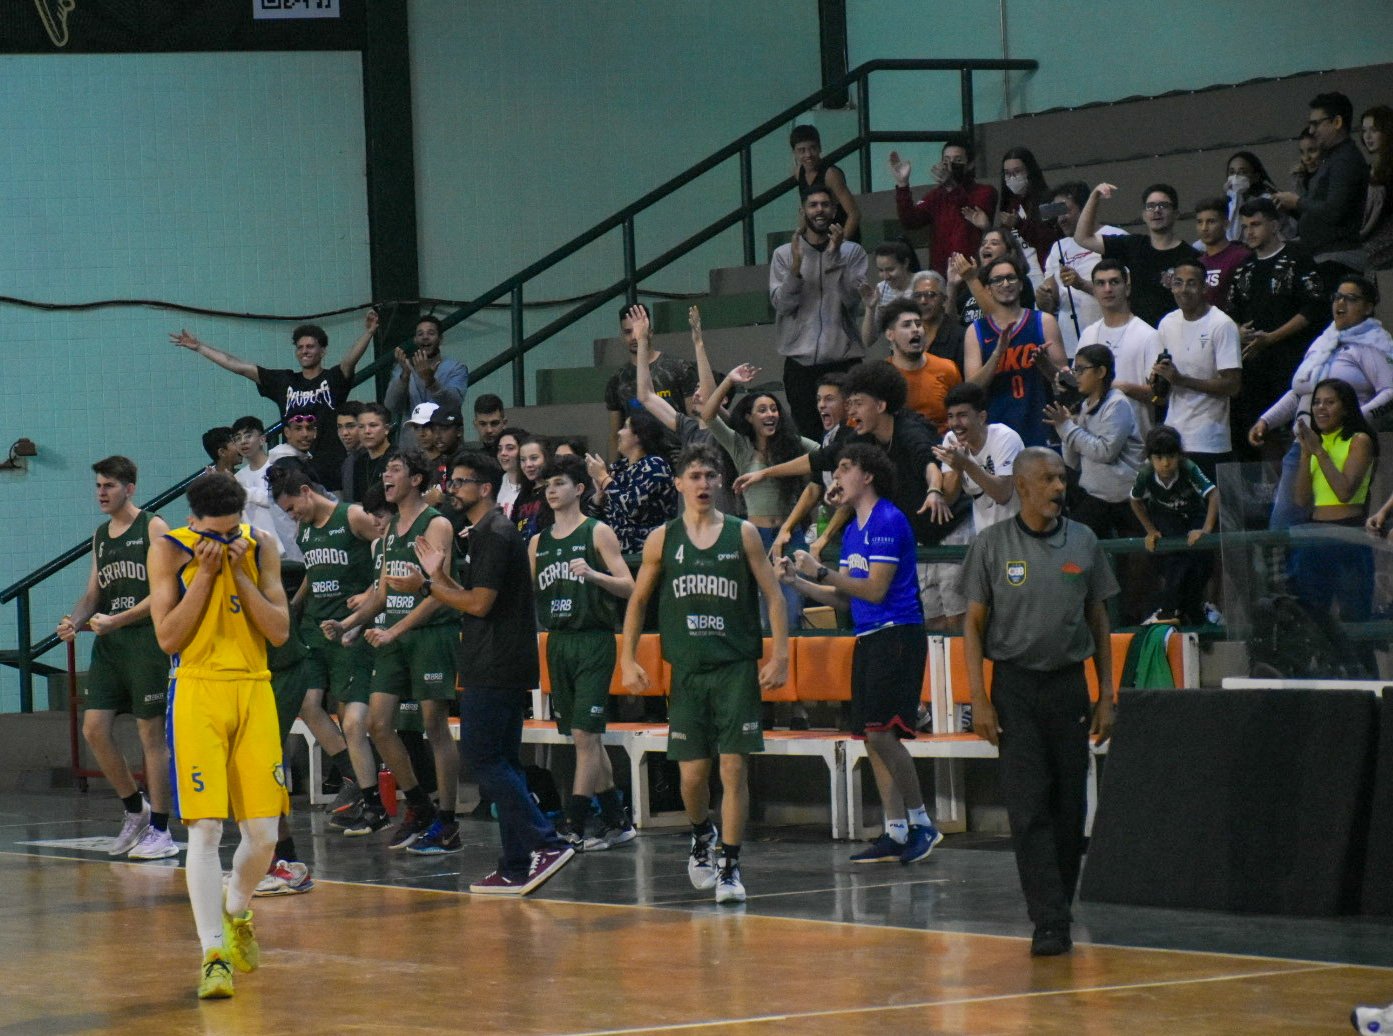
[709,263,769,297]
[508,401,614,455]
[534,364,616,406]
[763,216,931,263]
[591,323,780,373]
[651,291,771,334]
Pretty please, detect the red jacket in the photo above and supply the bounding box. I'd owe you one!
[895,180,998,275]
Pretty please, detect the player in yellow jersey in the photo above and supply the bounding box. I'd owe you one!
[147,473,291,1000]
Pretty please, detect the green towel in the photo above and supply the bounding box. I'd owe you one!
[1120,625,1175,690]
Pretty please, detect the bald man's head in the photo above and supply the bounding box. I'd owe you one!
[1013,447,1067,526]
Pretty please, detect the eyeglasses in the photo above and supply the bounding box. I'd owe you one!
[985,274,1019,286]
[1072,364,1099,373]
[1333,292,1369,305]
[286,415,317,425]
[447,477,486,489]
[1143,202,1175,212]
[911,290,944,300]
[1306,115,1336,130]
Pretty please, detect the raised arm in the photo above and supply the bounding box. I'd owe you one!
[633,305,679,432]
[825,165,861,241]
[338,308,380,379]
[1072,183,1116,256]
[689,306,719,418]
[170,330,260,383]
[148,536,222,656]
[700,364,759,425]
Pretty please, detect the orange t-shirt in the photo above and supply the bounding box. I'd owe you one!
[899,355,961,433]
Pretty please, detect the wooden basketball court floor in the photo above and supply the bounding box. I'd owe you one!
[3,788,1392,1034]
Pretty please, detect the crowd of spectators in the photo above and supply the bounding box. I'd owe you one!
[172,89,1393,654]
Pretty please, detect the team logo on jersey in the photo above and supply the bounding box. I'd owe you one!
[1006,561,1027,586]
[717,552,739,561]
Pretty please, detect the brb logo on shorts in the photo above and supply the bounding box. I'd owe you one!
[687,614,725,632]
[1006,561,1027,586]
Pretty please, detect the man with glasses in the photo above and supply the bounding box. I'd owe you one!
[1226,197,1327,462]
[910,270,965,373]
[170,310,379,491]
[1074,182,1198,327]
[1273,92,1370,286]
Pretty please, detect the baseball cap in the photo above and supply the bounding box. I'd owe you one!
[407,402,439,426]
[430,410,463,428]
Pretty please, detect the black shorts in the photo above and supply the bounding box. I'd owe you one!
[850,623,926,739]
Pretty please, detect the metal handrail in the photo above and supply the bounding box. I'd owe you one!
[0,56,1037,712]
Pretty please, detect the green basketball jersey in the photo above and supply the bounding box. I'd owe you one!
[658,513,760,670]
[94,510,154,626]
[297,502,373,623]
[382,505,454,627]
[534,518,620,632]
[370,538,387,629]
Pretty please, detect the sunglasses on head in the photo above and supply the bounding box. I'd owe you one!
[286,414,317,425]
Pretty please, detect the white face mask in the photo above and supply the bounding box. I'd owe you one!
[1225,174,1251,194]
[1004,173,1030,196]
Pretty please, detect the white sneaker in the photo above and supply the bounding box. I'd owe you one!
[255,859,313,896]
[1353,1003,1393,1034]
[687,827,719,890]
[109,803,150,856]
[128,826,178,860]
[1203,601,1224,625]
[714,857,746,904]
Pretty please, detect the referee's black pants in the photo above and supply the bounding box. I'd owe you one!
[991,660,1091,930]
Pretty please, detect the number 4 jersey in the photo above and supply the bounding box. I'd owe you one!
[657,513,760,671]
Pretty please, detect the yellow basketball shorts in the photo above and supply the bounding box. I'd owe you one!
[166,671,289,822]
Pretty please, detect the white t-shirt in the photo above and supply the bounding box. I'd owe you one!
[1042,227,1124,357]
[1078,314,1161,441]
[942,423,1023,532]
[246,445,311,562]
[1153,307,1243,454]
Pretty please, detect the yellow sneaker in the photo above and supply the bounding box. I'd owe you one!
[198,949,234,999]
[221,908,260,973]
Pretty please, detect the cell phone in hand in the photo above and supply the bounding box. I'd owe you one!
[1038,201,1070,221]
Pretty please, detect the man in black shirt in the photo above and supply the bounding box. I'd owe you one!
[170,310,378,491]
[1227,198,1328,461]
[604,303,698,460]
[412,450,574,896]
[1073,182,1198,328]
[1273,91,1371,284]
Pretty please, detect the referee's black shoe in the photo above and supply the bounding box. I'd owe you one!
[1030,924,1072,957]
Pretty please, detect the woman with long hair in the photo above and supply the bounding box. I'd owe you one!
[859,239,920,347]
[980,146,1059,282]
[947,227,1037,329]
[510,435,554,540]
[584,411,677,554]
[702,365,820,629]
[1222,150,1282,241]
[1044,344,1145,540]
[494,426,529,519]
[1250,276,1393,528]
[1290,377,1378,652]
[1360,104,1393,272]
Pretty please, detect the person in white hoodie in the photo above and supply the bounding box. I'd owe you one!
[1249,275,1393,527]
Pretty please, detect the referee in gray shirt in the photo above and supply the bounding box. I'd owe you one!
[961,447,1119,957]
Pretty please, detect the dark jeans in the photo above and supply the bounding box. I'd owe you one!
[991,661,1091,929]
[458,687,564,878]
[782,356,860,441]
[1152,550,1214,623]
[1071,494,1138,541]
[1289,521,1373,623]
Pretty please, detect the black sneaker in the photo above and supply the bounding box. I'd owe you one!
[555,819,585,851]
[1030,924,1072,957]
[387,806,433,850]
[339,801,390,837]
[327,777,361,815]
[583,811,637,852]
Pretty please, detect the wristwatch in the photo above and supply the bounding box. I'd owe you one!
[815,565,829,582]
[421,578,433,597]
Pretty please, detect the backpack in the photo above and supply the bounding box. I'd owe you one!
[1246,594,1368,679]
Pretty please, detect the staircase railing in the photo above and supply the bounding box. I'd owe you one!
[0,56,1036,711]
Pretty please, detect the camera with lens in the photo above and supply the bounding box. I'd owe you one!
[1054,368,1084,410]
